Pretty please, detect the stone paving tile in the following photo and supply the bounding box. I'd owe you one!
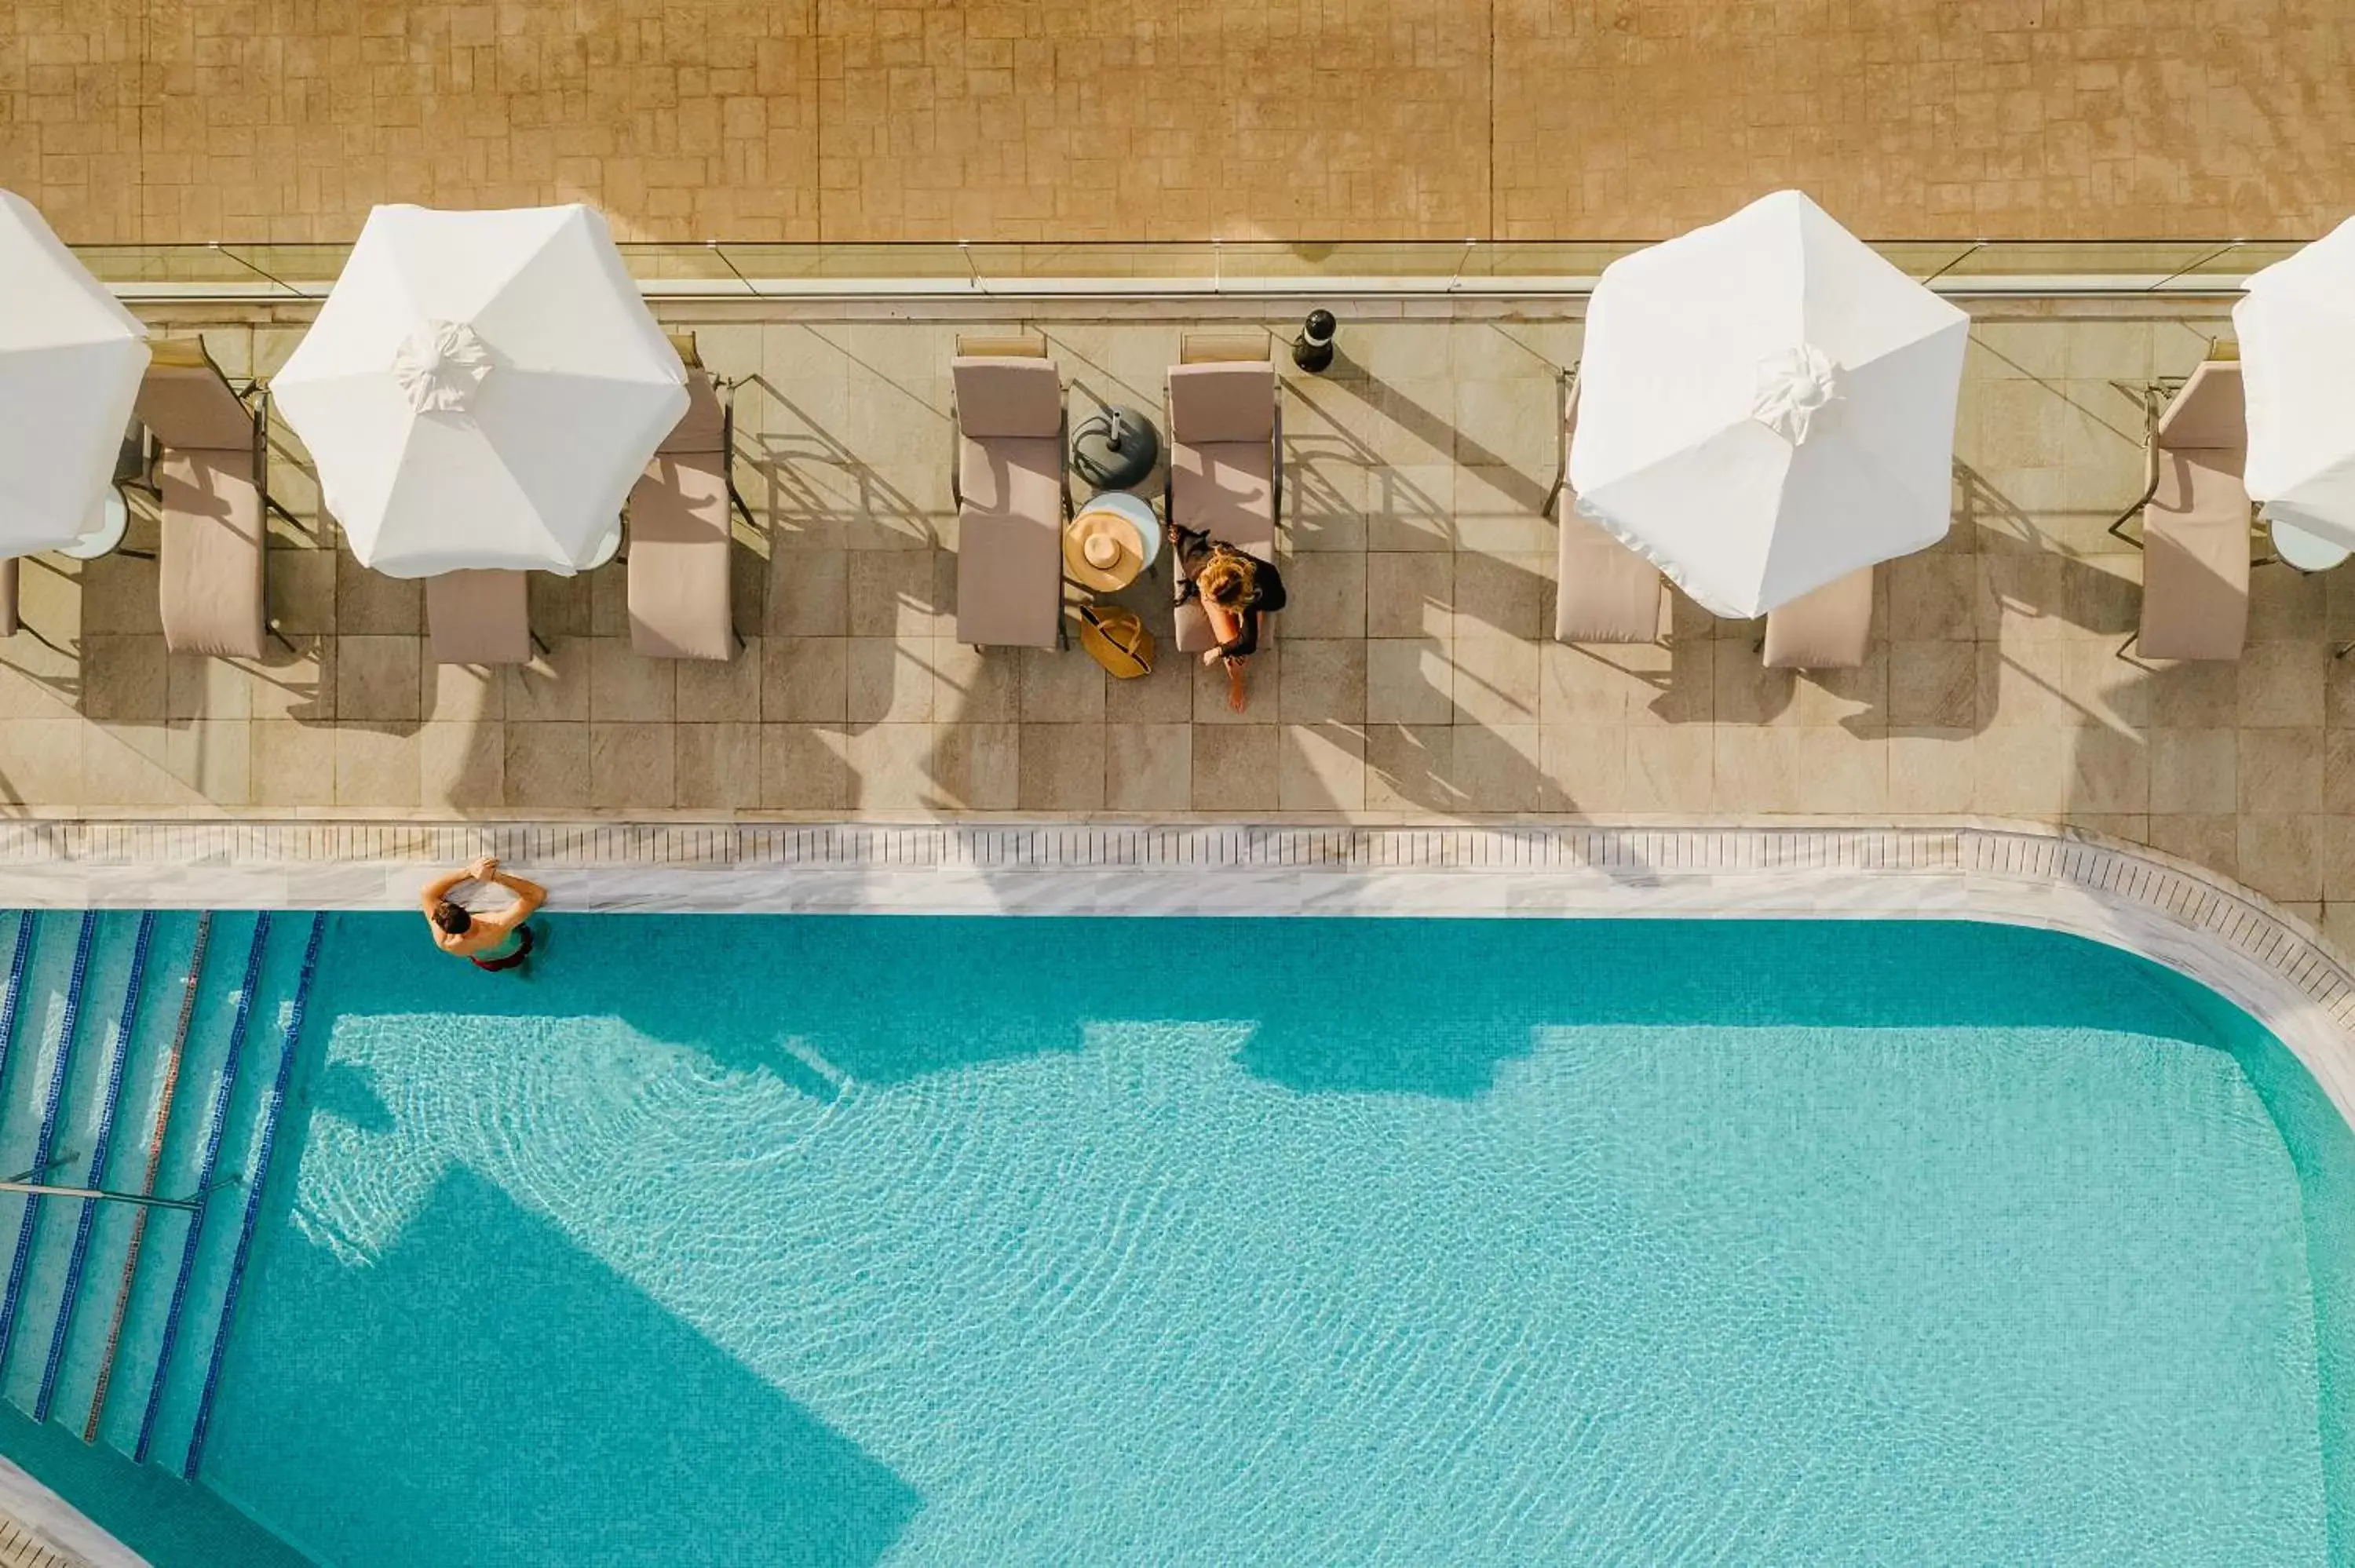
[7,2,2350,244]
[10,300,2355,946]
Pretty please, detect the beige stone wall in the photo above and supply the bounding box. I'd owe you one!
[4,0,2350,245]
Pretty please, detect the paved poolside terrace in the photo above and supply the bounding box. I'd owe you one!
[10,294,2355,948]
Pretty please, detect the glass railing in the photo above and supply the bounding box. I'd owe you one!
[75,237,2307,299]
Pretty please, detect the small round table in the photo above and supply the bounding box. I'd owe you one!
[1061,491,1162,593]
[56,490,129,561]
[2271,516,2350,574]
[1072,405,1160,493]
[580,523,625,571]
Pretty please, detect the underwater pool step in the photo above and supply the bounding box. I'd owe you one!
[35,912,158,1424]
[0,913,98,1376]
[132,912,270,1466]
[81,912,210,1448]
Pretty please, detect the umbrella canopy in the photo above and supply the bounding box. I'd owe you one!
[0,190,149,556]
[273,204,687,578]
[1568,190,1969,618]
[2234,216,2355,543]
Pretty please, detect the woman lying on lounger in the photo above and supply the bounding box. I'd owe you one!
[1169,520,1287,711]
[421,856,546,972]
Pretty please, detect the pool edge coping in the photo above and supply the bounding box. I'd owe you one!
[2,815,2351,1127]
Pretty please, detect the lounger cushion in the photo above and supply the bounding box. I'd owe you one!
[1171,439,1275,549]
[1555,510,1663,643]
[952,359,1061,440]
[426,569,533,665]
[135,360,255,452]
[2156,362,2243,450]
[629,453,733,661]
[158,449,265,659]
[956,434,1062,647]
[659,371,728,456]
[1168,363,1275,443]
[1762,567,1874,669]
[2140,450,2250,661]
[0,558,16,639]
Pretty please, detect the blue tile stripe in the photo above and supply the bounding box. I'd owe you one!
[133,912,268,1466]
[182,910,324,1479]
[35,912,156,1424]
[0,913,35,1097]
[0,913,98,1374]
[86,912,211,1446]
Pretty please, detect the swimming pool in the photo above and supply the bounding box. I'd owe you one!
[3,913,2351,1565]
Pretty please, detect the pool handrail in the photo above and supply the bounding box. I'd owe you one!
[0,913,97,1369]
[133,912,266,1465]
[182,910,325,1479]
[86,910,210,1445]
[35,910,157,1422]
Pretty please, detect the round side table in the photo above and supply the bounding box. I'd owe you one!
[56,490,130,561]
[2271,516,2350,574]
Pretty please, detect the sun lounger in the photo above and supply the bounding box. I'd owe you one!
[951,335,1068,648]
[1547,368,1663,643]
[1762,567,1874,669]
[132,340,266,658]
[426,569,533,665]
[2134,357,2249,661]
[1167,340,1281,655]
[628,339,739,661]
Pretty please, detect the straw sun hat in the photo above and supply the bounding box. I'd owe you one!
[1062,506,1148,592]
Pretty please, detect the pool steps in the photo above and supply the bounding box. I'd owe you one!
[133,911,269,1464]
[0,913,97,1373]
[0,910,325,1483]
[36,911,156,1423]
[82,910,208,1446]
[181,912,324,1479]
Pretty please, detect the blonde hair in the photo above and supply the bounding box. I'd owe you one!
[1199,555,1251,609]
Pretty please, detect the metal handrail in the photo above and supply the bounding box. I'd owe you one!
[68,235,2309,304]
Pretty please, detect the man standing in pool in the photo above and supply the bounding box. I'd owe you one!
[420,855,546,972]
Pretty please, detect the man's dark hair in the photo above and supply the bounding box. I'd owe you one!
[433,901,473,935]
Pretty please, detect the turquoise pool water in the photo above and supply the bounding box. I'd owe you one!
[22,916,2355,1565]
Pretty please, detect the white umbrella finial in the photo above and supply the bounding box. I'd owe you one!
[1751,345,1842,445]
[392,319,493,414]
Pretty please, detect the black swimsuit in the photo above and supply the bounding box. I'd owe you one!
[1170,523,1287,658]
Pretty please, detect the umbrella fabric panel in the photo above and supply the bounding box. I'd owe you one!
[2235,216,2355,542]
[0,191,151,556]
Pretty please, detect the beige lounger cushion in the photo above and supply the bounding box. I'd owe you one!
[629,454,733,661]
[2139,361,2249,662]
[626,372,734,661]
[1762,567,1874,669]
[135,353,256,452]
[426,569,533,665]
[1168,363,1276,443]
[956,435,1063,648]
[1555,512,1663,643]
[138,347,269,658]
[1171,439,1275,548]
[157,450,266,659]
[952,359,1061,439]
[2140,450,2250,661]
[0,559,16,638]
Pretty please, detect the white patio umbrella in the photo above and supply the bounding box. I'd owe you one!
[1568,190,1970,618]
[273,203,686,578]
[2234,215,2355,545]
[0,190,149,555]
